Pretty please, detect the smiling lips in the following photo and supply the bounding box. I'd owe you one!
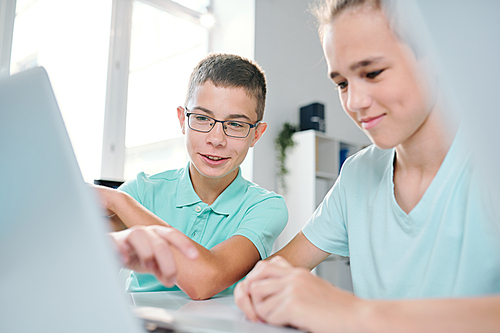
[361,114,385,130]
[201,154,228,164]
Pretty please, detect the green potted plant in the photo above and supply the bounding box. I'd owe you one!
[275,122,298,193]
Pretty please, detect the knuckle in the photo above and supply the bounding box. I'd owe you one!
[293,267,309,279]
[268,256,283,265]
[128,226,147,238]
[287,269,310,288]
[129,225,145,231]
[154,240,171,253]
[254,260,266,269]
[248,281,258,294]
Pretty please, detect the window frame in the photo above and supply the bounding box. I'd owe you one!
[101,0,208,180]
[0,0,16,79]
[101,0,209,181]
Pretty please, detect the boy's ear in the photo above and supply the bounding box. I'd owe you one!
[250,122,267,148]
[177,106,186,134]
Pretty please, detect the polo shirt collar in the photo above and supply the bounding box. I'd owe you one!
[176,163,202,208]
[209,168,246,216]
[175,162,247,216]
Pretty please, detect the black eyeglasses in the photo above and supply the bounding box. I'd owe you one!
[185,110,259,138]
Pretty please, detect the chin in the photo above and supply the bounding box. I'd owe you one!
[201,170,227,179]
[195,166,224,178]
[370,137,397,150]
[198,165,237,180]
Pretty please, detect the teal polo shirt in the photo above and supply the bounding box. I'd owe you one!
[119,163,288,292]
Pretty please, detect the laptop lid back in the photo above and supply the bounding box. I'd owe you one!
[0,67,143,333]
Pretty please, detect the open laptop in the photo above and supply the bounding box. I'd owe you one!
[0,67,145,332]
[0,67,301,333]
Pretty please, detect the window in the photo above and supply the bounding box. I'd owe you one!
[4,0,262,183]
[171,0,209,12]
[10,0,112,182]
[6,0,210,182]
[124,0,209,180]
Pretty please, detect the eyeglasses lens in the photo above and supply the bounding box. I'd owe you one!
[188,114,250,138]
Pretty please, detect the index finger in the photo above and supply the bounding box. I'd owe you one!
[110,230,132,260]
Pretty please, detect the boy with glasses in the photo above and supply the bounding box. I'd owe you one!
[97,53,287,300]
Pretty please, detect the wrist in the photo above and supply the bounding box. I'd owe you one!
[355,300,392,333]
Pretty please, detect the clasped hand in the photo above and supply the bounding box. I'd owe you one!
[234,257,367,333]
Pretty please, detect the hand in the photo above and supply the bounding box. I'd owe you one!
[234,257,291,322]
[235,256,367,333]
[111,225,199,287]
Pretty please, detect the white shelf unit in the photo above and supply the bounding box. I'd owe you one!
[273,129,363,291]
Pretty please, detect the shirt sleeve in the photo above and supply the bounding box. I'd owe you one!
[233,195,288,259]
[117,172,145,203]
[302,170,350,257]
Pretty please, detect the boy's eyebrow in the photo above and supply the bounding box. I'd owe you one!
[191,106,214,115]
[329,57,385,80]
[191,106,253,122]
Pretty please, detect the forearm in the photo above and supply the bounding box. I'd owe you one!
[270,231,330,270]
[355,296,500,333]
[108,214,127,231]
[170,243,228,299]
[107,191,170,228]
[172,236,259,300]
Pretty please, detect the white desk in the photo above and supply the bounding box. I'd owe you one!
[130,290,304,333]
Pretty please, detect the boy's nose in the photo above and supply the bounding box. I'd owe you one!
[206,122,226,146]
[346,83,372,113]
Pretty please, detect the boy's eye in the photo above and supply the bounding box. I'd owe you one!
[366,69,384,79]
[195,115,210,122]
[227,121,244,128]
[336,81,348,90]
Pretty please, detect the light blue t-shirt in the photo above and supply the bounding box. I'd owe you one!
[303,131,500,299]
[119,163,288,292]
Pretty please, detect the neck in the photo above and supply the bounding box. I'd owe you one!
[392,104,458,214]
[189,164,239,205]
[395,105,456,175]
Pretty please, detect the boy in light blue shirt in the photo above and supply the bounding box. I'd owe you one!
[302,128,500,299]
[234,0,500,331]
[98,54,288,299]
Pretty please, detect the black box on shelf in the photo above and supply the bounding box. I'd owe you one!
[300,102,325,132]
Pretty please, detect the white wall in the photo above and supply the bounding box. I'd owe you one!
[210,0,255,59]
[252,0,369,192]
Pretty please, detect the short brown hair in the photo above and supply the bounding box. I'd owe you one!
[185,53,267,122]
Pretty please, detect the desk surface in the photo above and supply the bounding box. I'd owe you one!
[130,290,303,333]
